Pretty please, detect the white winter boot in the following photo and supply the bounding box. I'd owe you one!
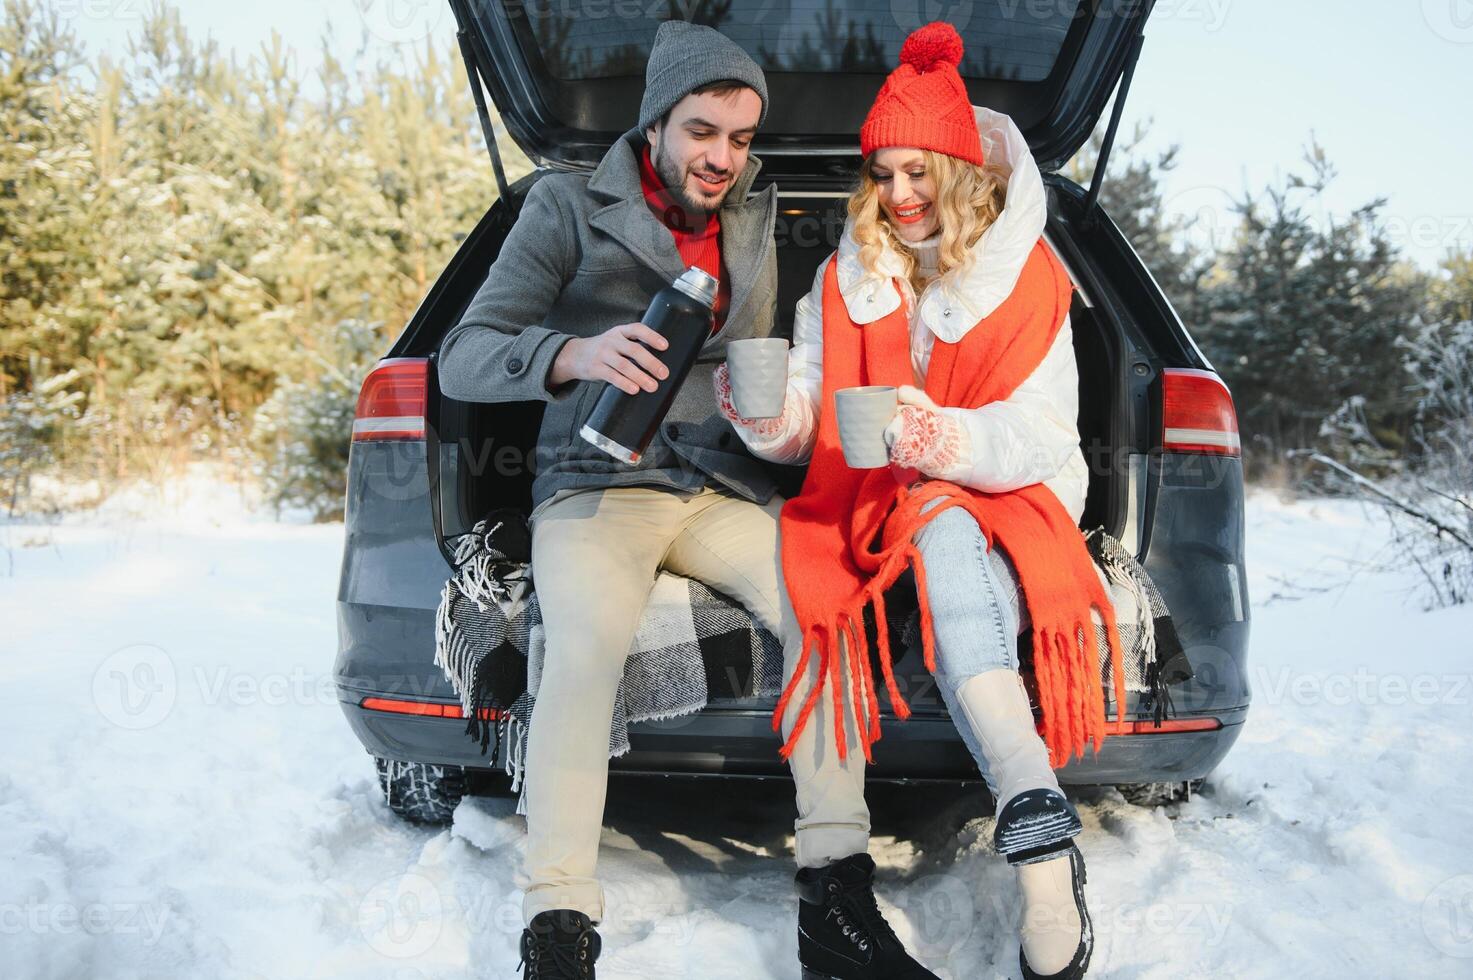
[1017,845,1091,978]
[953,669,1092,978]
[952,668,1082,857]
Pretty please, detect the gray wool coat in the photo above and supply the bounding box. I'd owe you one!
[437,127,782,509]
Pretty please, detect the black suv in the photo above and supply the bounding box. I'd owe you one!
[335,0,1251,823]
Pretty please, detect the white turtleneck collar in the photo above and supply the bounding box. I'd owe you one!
[906,231,942,280]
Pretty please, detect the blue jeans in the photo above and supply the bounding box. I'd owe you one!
[913,500,1031,798]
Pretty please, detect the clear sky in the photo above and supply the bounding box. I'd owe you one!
[59,0,1473,270]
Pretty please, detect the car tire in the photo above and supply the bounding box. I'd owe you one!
[1117,778,1204,807]
[375,757,467,825]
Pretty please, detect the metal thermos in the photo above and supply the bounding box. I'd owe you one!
[579,266,718,465]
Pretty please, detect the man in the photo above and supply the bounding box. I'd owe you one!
[436,21,787,978]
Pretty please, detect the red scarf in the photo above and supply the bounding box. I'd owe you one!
[774,240,1127,767]
[639,143,730,331]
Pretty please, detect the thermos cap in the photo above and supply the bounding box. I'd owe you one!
[673,266,719,309]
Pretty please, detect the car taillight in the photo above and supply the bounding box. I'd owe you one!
[360,695,501,721]
[1121,716,1222,735]
[1161,368,1240,456]
[352,358,427,442]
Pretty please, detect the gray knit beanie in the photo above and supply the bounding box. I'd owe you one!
[638,21,769,133]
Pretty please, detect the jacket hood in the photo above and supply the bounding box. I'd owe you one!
[834,105,1047,342]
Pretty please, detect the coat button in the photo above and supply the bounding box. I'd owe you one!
[666,423,680,439]
[719,432,733,447]
[508,357,524,373]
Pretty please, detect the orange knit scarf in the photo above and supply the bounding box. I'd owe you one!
[774,239,1127,767]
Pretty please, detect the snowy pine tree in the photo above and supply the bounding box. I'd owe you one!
[1192,143,1426,480]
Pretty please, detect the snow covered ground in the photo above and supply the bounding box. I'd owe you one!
[3,472,1472,979]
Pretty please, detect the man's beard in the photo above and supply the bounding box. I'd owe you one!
[653,140,728,215]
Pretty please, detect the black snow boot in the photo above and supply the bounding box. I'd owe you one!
[795,853,940,980]
[519,909,600,979]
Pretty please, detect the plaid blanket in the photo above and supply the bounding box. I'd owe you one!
[1083,524,1192,718]
[433,512,1188,812]
[433,510,784,812]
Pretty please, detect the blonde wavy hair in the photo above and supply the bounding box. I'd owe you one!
[848,149,1010,297]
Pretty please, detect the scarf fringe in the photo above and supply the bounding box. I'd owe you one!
[435,533,533,758]
[434,579,498,755]
[776,540,938,763]
[502,714,529,816]
[1092,530,1156,697]
[776,536,1133,768]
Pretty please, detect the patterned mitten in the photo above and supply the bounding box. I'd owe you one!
[713,362,786,438]
[884,385,971,480]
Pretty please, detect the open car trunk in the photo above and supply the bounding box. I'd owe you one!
[451,0,1153,172]
[415,2,1166,702]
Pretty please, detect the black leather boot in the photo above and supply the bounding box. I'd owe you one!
[795,853,940,980]
[519,909,600,979]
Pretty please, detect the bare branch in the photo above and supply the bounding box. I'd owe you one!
[1294,451,1473,552]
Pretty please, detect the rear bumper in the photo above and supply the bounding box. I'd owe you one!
[340,695,1245,786]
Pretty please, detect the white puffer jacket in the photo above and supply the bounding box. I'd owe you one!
[734,105,1090,526]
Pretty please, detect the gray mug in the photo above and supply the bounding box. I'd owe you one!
[726,338,790,419]
[834,386,898,468]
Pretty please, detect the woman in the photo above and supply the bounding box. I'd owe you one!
[714,23,1125,980]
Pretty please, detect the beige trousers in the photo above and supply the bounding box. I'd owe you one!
[522,484,795,924]
[776,580,873,872]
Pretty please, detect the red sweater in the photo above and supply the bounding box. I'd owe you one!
[638,143,730,332]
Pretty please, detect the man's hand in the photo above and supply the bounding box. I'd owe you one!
[547,322,670,395]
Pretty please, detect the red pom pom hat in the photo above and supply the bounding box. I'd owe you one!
[859,22,984,166]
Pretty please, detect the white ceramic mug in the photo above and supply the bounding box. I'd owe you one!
[726,338,790,419]
[834,385,898,468]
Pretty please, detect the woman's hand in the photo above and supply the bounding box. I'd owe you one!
[884,385,971,479]
[713,362,786,437]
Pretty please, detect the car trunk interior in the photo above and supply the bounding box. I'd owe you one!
[416,0,1153,709]
[431,181,1127,547]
